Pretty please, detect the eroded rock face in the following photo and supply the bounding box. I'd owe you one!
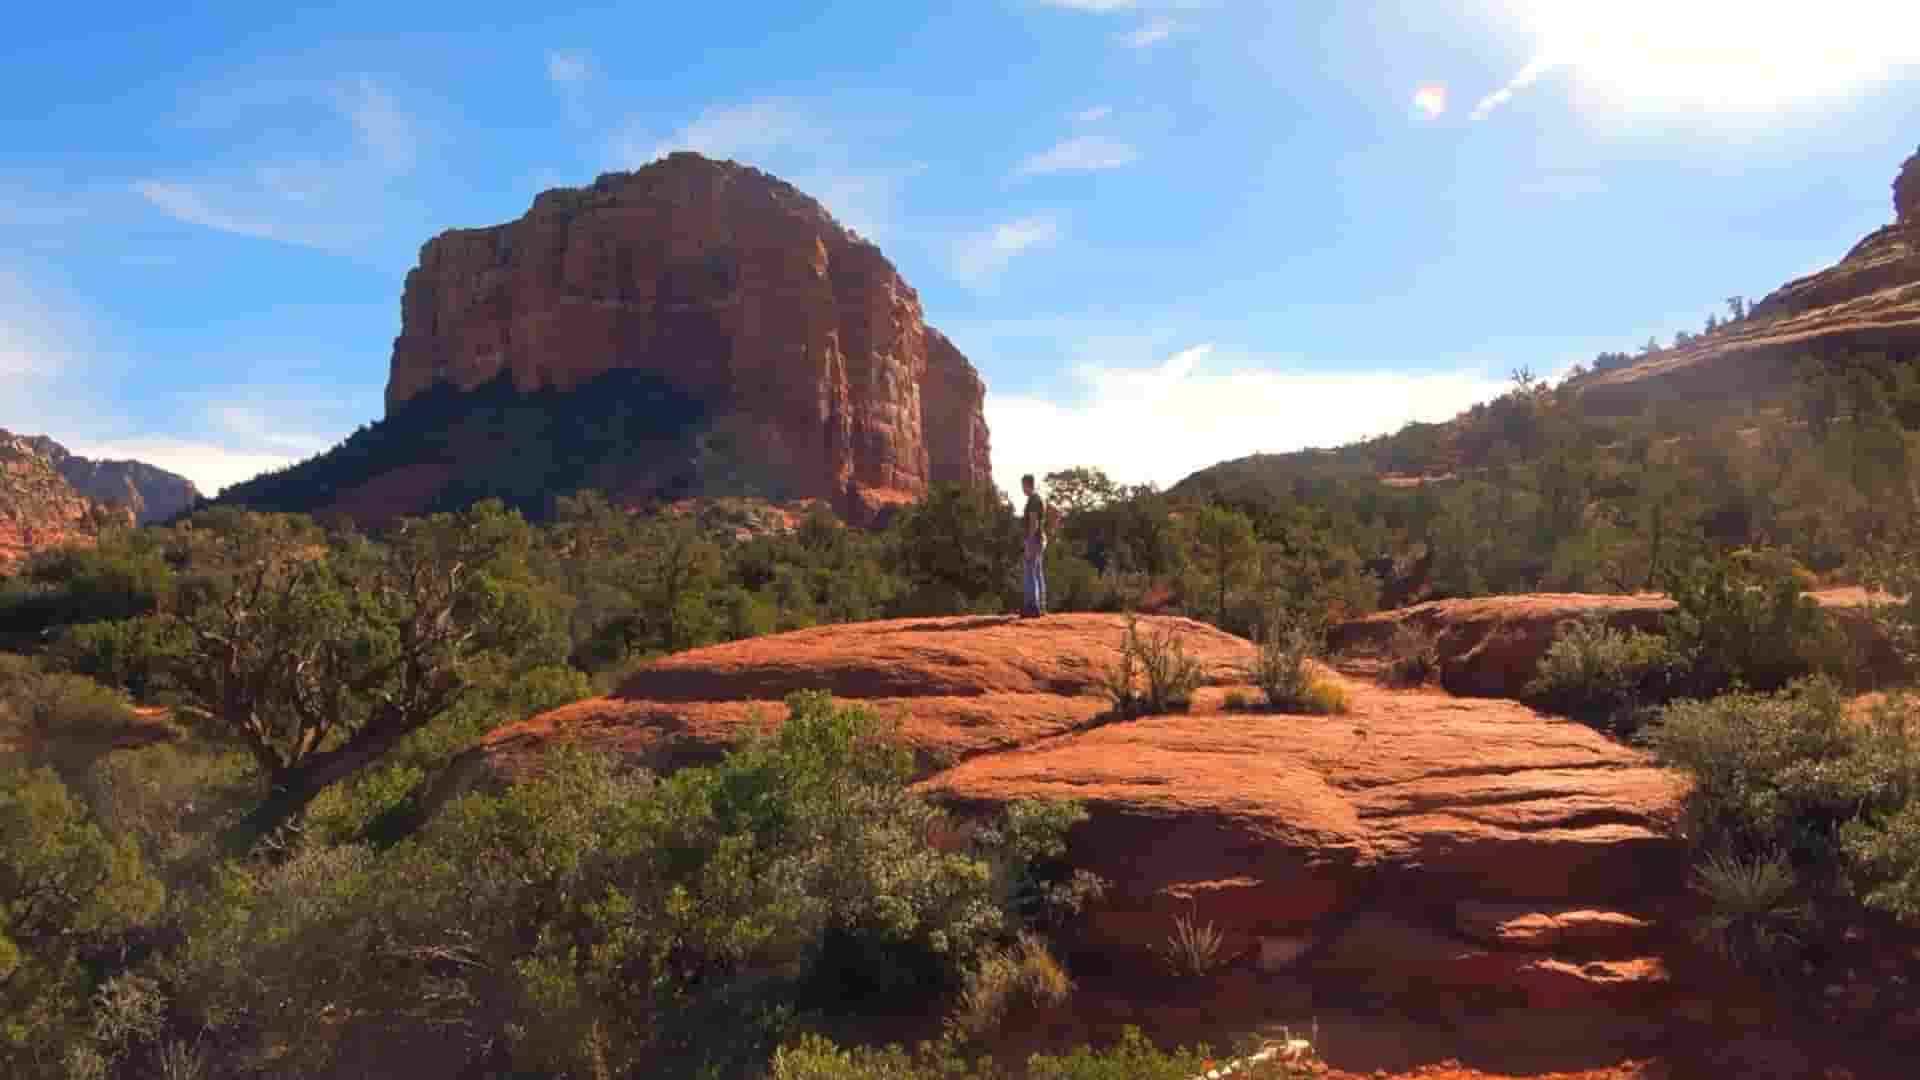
[21,435,200,524]
[0,433,127,572]
[384,152,992,523]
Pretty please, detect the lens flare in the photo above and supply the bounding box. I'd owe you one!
[1413,84,1448,117]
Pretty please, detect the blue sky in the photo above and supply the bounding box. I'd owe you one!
[3,1,1918,499]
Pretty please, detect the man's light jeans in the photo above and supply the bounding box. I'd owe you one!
[1023,537,1047,615]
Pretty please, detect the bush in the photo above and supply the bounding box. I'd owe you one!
[1650,682,1920,968]
[1689,850,1810,980]
[1249,617,1316,710]
[1102,616,1204,716]
[0,765,164,1075]
[1384,622,1440,687]
[1159,908,1226,978]
[1523,616,1679,731]
[947,932,1073,1039]
[769,1026,1218,1080]
[1662,556,1848,697]
[1297,678,1351,715]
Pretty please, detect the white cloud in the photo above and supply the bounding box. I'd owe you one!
[1118,17,1176,48]
[614,99,822,167]
[338,77,415,170]
[548,51,591,87]
[1075,105,1114,125]
[1475,1,1920,120]
[132,181,366,251]
[1039,0,1138,10]
[1016,134,1140,175]
[949,215,1059,283]
[985,345,1509,500]
[608,100,917,242]
[0,264,90,380]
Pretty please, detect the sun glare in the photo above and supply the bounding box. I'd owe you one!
[1413,84,1448,117]
[1480,0,1920,117]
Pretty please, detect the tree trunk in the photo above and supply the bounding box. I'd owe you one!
[223,726,418,857]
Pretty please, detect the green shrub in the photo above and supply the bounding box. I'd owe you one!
[1384,622,1440,686]
[768,1026,1218,1080]
[45,616,191,699]
[947,932,1073,1039]
[1101,616,1204,715]
[1662,556,1848,697]
[1223,689,1253,711]
[0,765,164,1076]
[1523,616,1679,730]
[1248,616,1316,710]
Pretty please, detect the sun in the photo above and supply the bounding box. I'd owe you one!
[1479,0,1920,117]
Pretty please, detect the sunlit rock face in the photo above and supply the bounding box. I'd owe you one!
[384,152,991,523]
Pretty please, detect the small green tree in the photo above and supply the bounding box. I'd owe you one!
[1185,505,1256,624]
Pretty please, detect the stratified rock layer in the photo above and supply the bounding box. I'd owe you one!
[384,152,991,523]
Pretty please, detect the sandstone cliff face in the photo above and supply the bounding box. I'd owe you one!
[1578,148,1920,411]
[0,434,127,572]
[385,152,991,523]
[21,435,200,525]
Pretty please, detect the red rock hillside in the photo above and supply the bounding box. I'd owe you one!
[449,613,1920,1075]
[1576,147,1920,412]
[0,433,131,573]
[384,152,992,524]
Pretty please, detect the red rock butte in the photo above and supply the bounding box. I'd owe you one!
[384,152,992,524]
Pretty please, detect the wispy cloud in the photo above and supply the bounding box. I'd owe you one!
[134,75,416,252]
[609,99,917,242]
[1074,105,1113,125]
[338,77,415,170]
[949,215,1059,283]
[1016,134,1140,175]
[1038,0,1138,10]
[614,99,823,167]
[547,51,591,87]
[1117,16,1176,48]
[985,345,1508,499]
[132,181,367,251]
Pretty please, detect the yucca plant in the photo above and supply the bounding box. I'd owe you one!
[1691,850,1811,980]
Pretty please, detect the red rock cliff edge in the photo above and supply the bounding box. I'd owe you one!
[383,152,991,523]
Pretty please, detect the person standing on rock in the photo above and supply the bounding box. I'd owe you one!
[1021,474,1048,618]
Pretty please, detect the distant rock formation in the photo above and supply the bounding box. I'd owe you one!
[1896,145,1920,227]
[0,433,132,572]
[1577,147,1920,411]
[383,152,992,524]
[19,435,200,525]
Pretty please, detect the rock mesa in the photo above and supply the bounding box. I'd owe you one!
[385,152,992,523]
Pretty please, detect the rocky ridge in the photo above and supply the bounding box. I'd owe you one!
[1577,147,1920,411]
[0,433,130,572]
[383,152,992,524]
[18,434,200,525]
